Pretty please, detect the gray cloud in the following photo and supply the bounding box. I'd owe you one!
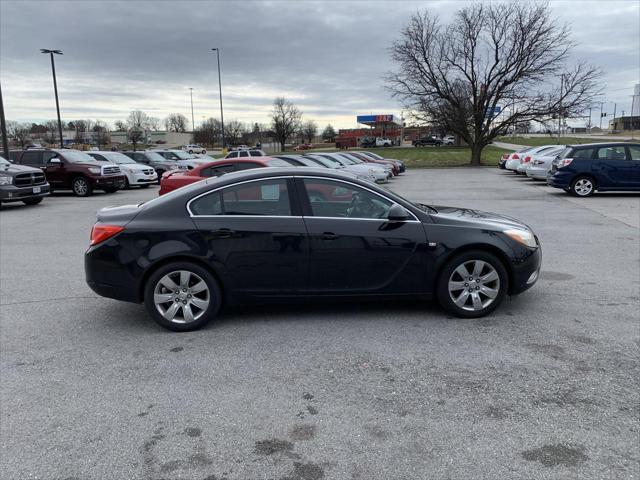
[1,0,638,128]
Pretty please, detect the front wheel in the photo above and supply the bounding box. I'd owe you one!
[188,150,194,154]
[436,250,508,318]
[144,262,222,331]
[23,197,43,205]
[72,177,93,197]
[155,170,165,184]
[570,176,595,197]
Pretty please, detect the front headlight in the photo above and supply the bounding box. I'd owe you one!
[503,229,537,248]
[0,175,13,185]
[88,167,101,174]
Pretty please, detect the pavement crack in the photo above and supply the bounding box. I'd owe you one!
[0,295,99,306]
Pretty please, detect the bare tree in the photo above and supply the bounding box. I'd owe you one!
[301,120,317,144]
[164,113,188,133]
[387,2,601,165]
[7,121,32,148]
[271,97,302,151]
[194,117,222,146]
[225,120,245,146]
[114,120,127,132]
[92,121,110,149]
[321,124,336,142]
[127,110,149,131]
[147,116,161,131]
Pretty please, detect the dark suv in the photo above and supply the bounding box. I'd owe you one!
[413,136,442,147]
[9,149,125,197]
[122,150,186,184]
[0,155,50,206]
[547,143,640,196]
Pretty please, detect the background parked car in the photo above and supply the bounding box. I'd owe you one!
[413,136,442,147]
[293,144,312,151]
[87,151,157,188]
[183,144,207,154]
[155,150,209,169]
[442,135,456,145]
[159,157,291,195]
[548,143,640,196]
[514,146,562,174]
[224,149,267,159]
[357,151,406,173]
[307,152,387,183]
[0,155,50,206]
[525,146,565,180]
[376,137,393,147]
[9,148,124,197]
[122,150,187,184]
[504,146,536,171]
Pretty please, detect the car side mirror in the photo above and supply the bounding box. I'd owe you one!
[48,158,61,164]
[387,203,410,221]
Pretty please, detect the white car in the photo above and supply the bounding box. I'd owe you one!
[375,137,393,147]
[156,150,211,169]
[443,135,455,145]
[224,149,267,159]
[309,153,389,183]
[87,151,157,188]
[504,146,538,171]
[525,145,565,180]
[183,144,207,154]
[513,145,563,174]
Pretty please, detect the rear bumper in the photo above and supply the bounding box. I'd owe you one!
[85,246,141,303]
[526,167,549,180]
[0,184,50,202]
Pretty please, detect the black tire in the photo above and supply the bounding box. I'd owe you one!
[156,170,165,185]
[123,178,130,189]
[188,150,194,154]
[144,261,222,332]
[72,176,93,197]
[201,150,206,154]
[22,197,43,205]
[436,250,508,318]
[140,184,150,189]
[569,175,596,197]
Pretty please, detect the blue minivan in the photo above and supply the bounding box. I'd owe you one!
[547,143,640,196]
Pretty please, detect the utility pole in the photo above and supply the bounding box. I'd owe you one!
[0,82,10,160]
[599,102,604,130]
[612,103,617,132]
[189,87,195,139]
[588,107,592,133]
[557,74,563,143]
[211,48,225,150]
[41,49,64,148]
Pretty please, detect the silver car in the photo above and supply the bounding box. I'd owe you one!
[525,145,566,180]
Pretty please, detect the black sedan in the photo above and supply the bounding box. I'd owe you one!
[85,168,542,331]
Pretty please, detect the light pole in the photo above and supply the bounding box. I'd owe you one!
[211,48,225,149]
[189,88,195,138]
[41,49,64,148]
[0,82,10,160]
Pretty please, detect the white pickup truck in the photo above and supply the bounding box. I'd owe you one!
[375,137,393,147]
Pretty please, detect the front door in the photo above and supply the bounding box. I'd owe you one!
[189,177,309,295]
[297,177,427,294]
[44,152,67,187]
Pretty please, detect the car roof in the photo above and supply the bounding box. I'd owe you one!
[567,142,638,148]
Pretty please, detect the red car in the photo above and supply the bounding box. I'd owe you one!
[293,144,313,151]
[159,157,291,195]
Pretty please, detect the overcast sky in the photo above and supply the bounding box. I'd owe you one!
[1,0,638,130]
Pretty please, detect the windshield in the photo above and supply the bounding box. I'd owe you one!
[58,150,100,164]
[363,152,382,160]
[144,152,168,162]
[0,156,10,166]
[338,154,360,164]
[306,155,340,168]
[266,159,292,167]
[322,155,350,166]
[172,151,196,160]
[102,152,136,164]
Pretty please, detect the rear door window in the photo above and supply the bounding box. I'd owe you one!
[234,162,262,171]
[20,151,43,166]
[190,179,291,216]
[595,146,627,161]
[206,164,235,177]
[572,148,595,160]
[249,150,263,157]
[239,151,249,158]
[628,145,640,161]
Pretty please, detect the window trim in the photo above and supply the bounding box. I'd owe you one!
[297,175,420,222]
[187,176,298,218]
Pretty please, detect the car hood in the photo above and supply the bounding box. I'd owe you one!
[0,163,41,174]
[430,206,530,231]
[118,163,150,172]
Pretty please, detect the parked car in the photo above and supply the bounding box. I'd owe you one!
[413,136,442,147]
[9,148,124,196]
[547,143,640,196]
[183,144,207,154]
[515,146,562,174]
[122,151,187,184]
[88,151,157,188]
[155,150,209,169]
[224,149,267,159]
[357,151,406,173]
[376,137,393,147]
[158,157,291,195]
[442,136,456,146]
[360,136,377,148]
[293,144,312,151]
[523,146,565,179]
[504,147,536,171]
[306,153,388,183]
[336,152,394,178]
[85,167,541,331]
[0,155,50,206]
[349,151,400,176]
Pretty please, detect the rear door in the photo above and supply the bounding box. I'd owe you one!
[297,177,427,294]
[188,177,309,295]
[592,145,635,188]
[626,145,640,187]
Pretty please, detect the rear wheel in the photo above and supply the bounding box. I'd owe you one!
[123,178,130,189]
[144,262,221,332]
[72,176,93,197]
[156,170,165,185]
[23,197,43,205]
[436,250,508,318]
[570,176,595,197]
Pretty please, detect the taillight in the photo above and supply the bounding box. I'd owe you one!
[502,154,509,160]
[523,156,531,163]
[90,224,124,246]
[512,153,520,160]
[558,158,573,168]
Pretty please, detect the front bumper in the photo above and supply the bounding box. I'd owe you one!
[510,243,542,295]
[0,183,51,202]
[92,175,126,189]
[128,171,158,184]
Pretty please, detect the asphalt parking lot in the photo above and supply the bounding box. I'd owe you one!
[1,168,638,480]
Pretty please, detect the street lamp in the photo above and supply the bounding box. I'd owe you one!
[189,87,195,137]
[211,48,225,149]
[41,49,64,148]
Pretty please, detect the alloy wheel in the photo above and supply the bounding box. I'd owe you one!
[73,178,89,196]
[573,178,593,196]
[153,270,210,324]
[448,260,500,312]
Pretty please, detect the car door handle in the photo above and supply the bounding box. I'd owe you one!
[211,228,235,239]
[321,232,339,240]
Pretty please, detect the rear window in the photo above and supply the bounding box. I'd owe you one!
[266,159,292,167]
[249,150,263,157]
